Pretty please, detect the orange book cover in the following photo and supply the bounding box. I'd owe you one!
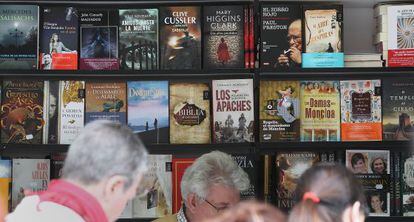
[0,160,11,214]
[172,157,195,213]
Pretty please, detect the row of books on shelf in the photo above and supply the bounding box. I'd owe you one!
[1,78,413,145]
[0,4,254,71]
[3,2,414,71]
[1,150,413,218]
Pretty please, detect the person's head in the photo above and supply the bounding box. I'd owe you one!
[351,153,367,174]
[287,19,302,51]
[221,38,225,43]
[288,163,368,222]
[370,157,386,174]
[368,193,384,213]
[399,113,411,127]
[49,94,57,118]
[181,151,250,222]
[62,120,148,222]
[50,33,59,42]
[204,201,286,222]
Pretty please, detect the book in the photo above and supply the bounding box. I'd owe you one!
[12,159,50,210]
[127,81,169,144]
[79,9,119,70]
[85,81,126,124]
[259,80,300,142]
[340,80,382,141]
[119,201,133,218]
[302,5,344,68]
[1,80,44,144]
[300,81,340,142]
[172,157,195,213]
[170,82,210,144]
[0,5,39,69]
[119,9,158,70]
[346,150,391,216]
[51,153,66,179]
[43,81,60,144]
[401,152,414,216]
[344,53,382,61]
[160,6,201,70]
[260,4,302,69]
[212,79,254,143]
[0,160,11,214]
[203,5,245,69]
[382,79,414,141]
[387,5,414,67]
[132,155,172,218]
[59,81,85,145]
[344,61,384,67]
[232,154,256,200]
[275,152,320,211]
[40,7,78,70]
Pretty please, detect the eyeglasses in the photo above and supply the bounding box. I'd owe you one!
[286,35,301,43]
[203,199,229,213]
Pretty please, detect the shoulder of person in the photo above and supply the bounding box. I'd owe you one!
[152,214,178,222]
[6,195,85,222]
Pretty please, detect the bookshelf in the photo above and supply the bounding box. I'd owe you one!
[0,0,413,221]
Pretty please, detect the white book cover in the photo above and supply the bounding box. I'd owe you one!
[388,5,414,50]
[212,79,254,143]
[119,200,133,218]
[132,155,172,218]
[12,159,50,210]
[58,81,85,144]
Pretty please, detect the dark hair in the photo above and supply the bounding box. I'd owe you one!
[288,163,368,222]
[367,192,386,213]
[370,157,387,174]
[351,153,365,168]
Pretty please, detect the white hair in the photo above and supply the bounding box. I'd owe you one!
[180,151,250,203]
[62,120,148,189]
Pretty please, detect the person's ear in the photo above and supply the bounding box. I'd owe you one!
[103,175,127,201]
[351,201,364,222]
[186,193,200,213]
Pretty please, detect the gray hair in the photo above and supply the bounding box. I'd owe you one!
[62,120,148,189]
[180,151,250,202]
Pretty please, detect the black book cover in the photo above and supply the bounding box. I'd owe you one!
[160,6,201,70]
[203,5,244,69]
[260,4,301,69]
[232,154,256,200]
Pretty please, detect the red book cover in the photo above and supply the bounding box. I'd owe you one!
[172,157,195,213]
[249,5,254,68]
[244,6,249,69]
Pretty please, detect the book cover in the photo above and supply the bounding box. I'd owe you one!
[302,5,344,68]
[80,9,119,70]
[119,9,158,70]
[0,160,11,214]
[132,155,172,218]
[160,6,201,70]
[170,82,210,144]
[260,4,302,69]
[340,80,382,141]
[0,5,38,69]
[275,152,320,211]
[1,80,44,144]
[59,81,85,145]
[300,81,340,141]
[203,5,244,69]
[127,81,169,144]
[387,5,414,67]
[43,81,60,144]
[85,81,126,124]
[232,154,256,200]
[346,150,391,216]
[40,7,78,70]
[12,159,50,210]
[401,153,414,216]
[259,80,300,142]
[51,153,66,179]
[212,79,254,143]
[172,157,195,213]
[383,79,414,141]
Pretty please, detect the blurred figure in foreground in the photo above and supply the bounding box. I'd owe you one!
[154,151,250,222]
[6,120,148,222]
[288,163,368,222]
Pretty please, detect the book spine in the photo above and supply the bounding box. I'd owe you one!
[395,152,401,216]
[249,5,254,68]
[244,6,249,69]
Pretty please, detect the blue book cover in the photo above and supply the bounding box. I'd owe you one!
[127,81,169,144]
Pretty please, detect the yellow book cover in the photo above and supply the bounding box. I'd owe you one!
[0,160,11,214]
